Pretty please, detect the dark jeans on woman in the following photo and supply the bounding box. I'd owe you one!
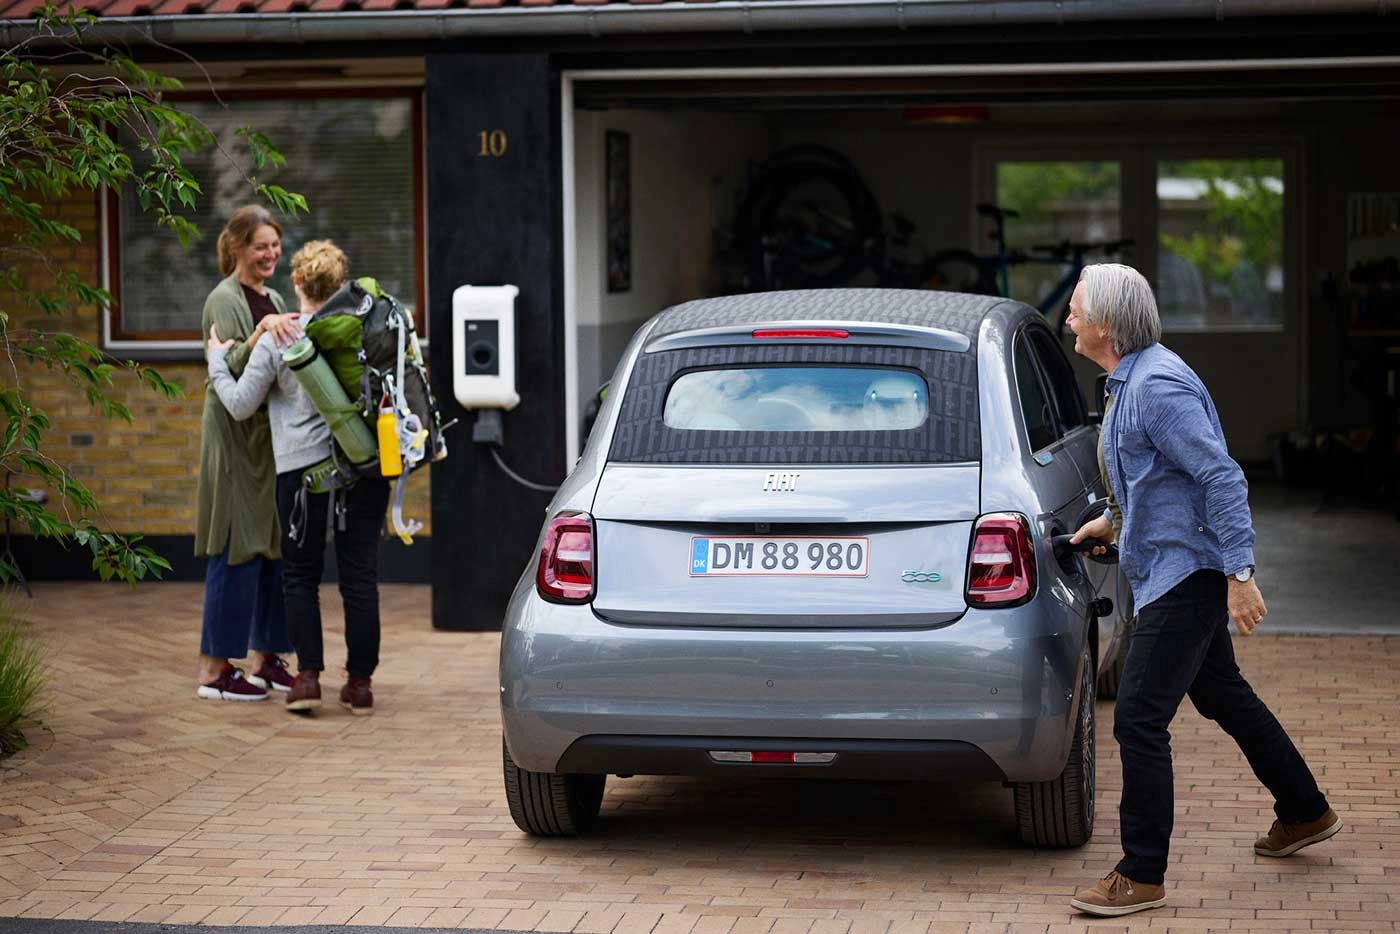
[275,471,391,679]
[1114,568,1329,885]
[200,542,292,660]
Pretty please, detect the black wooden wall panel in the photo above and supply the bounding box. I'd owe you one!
[426,53,564,630]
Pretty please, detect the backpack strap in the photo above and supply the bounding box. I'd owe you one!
[389,470,421,545]
[288,474,312,547]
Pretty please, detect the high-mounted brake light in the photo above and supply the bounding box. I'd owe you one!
[966,512,1037,608]
[751,328,849,340]
[536,512,594,604]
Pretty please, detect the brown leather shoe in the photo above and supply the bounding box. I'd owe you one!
[1070,871,1166,917]
[285,669,322,712]
[339,675,373,716]
[1254,808,1342,857]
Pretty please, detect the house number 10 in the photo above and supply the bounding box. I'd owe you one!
[478,130,507,157]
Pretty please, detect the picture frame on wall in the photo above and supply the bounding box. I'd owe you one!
[606,130,631,293]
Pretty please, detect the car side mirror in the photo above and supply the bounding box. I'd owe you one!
[580,380,611,447]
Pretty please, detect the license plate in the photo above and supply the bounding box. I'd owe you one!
[689,536,870,577]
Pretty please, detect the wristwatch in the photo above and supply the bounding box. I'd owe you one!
[1233,566,1255,582]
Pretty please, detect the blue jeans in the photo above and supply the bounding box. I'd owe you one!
[1114,569,1329,885]
[200,543,292,660]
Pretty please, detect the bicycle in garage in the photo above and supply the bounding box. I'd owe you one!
[926,203,1134,335]
[728,148,1132,334]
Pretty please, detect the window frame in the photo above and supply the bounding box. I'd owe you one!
[101,86,426,357]
[1145,143,1298,336]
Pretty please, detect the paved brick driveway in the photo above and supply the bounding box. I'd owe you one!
[1,583,1396,933]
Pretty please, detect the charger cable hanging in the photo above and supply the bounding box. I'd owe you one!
[473,410,559,493]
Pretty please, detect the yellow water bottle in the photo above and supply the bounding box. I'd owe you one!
[377,405,403,477]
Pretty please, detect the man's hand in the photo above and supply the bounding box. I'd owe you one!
[1228,577,1267,636]
[1069,514,1115,557]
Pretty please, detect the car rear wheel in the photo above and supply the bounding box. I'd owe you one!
[503,738,606,836]
[1013,650,1095,847]
[1096,615,1136,700]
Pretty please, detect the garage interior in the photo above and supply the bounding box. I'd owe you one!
[566,61,1400,631]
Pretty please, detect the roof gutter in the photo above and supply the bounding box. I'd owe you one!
[4,0,1393,47]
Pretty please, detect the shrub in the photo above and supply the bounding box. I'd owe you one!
[0,594,47,758]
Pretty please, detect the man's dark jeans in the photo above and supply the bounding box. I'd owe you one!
[275,472,391,679]
[1114,568,1329,885]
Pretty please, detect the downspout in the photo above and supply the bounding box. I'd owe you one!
[1,0,1393,47]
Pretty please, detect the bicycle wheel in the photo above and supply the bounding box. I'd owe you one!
[925,249,999,296]
[732,146,884,289]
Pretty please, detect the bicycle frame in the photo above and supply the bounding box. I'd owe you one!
[975,205,1130,329]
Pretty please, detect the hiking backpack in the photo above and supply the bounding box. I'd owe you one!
[300,277,447,542]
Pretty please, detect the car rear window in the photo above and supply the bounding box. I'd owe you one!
[664,367,928,433]
[610,343,979,465]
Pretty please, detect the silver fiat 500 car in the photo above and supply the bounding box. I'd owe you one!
[500,289,1133,847]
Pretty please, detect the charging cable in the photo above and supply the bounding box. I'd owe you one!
[472,410,560,493]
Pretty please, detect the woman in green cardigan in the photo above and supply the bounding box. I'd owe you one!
[195,205,303,701]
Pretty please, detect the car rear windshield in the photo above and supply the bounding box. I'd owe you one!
[609,343,979,465]
[664,367,928,432]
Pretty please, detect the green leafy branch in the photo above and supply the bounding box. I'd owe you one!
[2,2,306,584]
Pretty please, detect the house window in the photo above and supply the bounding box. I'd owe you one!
[994,160,1123,313]
[1156,158,1285,330]
[108,91,423,348]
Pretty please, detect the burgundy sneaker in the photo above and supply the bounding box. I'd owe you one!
[197,664,268,701]
[339,676,373,716]
[285,669,322,712]
[247,654,295,693]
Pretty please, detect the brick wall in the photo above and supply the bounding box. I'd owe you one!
[7,190,433,542]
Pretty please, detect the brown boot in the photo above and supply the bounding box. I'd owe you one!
[1254,808,1342,857]
[1070,871,1166,917]
[339,675,373,716]
[285,669,322,712]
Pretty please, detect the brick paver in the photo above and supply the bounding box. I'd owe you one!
[1,582,1396,933]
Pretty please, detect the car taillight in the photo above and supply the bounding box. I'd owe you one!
[966,512,1036,608]
[536,512,594,604]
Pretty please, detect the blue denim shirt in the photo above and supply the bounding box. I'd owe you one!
[1101,343,1255,611]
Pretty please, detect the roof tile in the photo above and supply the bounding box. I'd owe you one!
[99,0,157,14]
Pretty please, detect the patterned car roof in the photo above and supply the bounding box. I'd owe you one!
[1,0,772,16]
[648,288,1013,341]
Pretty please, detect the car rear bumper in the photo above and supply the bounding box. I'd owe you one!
[500,589,1090,784]
[555,735,1007,781]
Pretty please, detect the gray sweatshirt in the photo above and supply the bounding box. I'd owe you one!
[207,319,332,475]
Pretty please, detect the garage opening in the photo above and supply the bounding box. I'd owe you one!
[563,62,1400,631]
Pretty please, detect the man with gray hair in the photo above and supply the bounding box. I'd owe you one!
[1064,263,1339,917]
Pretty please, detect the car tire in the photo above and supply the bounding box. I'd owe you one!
[502,737,606,836]
[1013,652,1095,848]
[1096,615,1136,700]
